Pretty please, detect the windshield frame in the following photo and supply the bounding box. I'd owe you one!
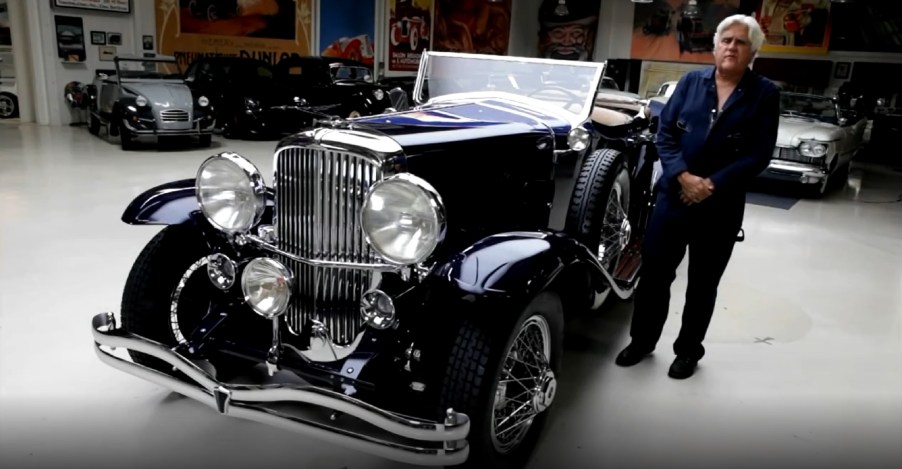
[779,92,842,125]
[413,51,606,125]
[114,56,184,84]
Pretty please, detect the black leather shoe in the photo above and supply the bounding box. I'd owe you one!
[614,344,654,367]
[668,356,699,379]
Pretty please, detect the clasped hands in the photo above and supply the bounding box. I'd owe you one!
[678,172,715,205]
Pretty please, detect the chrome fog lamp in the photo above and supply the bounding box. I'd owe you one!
[360,290,396,330]
[799,141,828,157]
[361,174,446,265]
[241,258,294,319]
[207,253,236,290]
[198,96,210,107]
[135,95,148,107]
[567,127,590,151]
[196,152,266,234]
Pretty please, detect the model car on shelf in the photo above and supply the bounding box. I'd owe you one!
[87,55,214,150]
[759,91,867,196]
[91,51,663,468]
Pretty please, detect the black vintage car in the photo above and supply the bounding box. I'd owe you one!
[91,52,661,468]
[184,56,392,139]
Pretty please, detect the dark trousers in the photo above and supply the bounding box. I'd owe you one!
[629,190,743,360]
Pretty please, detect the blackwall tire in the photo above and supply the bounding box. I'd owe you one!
[120,225,252,380]
[439,292,564,469]
[565,148,632,306]
[0,92,18,119]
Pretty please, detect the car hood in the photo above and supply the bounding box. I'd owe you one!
[123,83,194,109]
[777,116,841,146]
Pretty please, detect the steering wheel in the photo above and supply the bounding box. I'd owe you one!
[528,85,584,112]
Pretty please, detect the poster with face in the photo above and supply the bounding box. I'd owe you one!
[433,0,512,55]
[537,0,601,61]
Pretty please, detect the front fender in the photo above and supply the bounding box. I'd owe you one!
[426,231,608,315]
[121,178,274,225]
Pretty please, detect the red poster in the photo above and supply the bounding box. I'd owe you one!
[388,0,432,72]
[433,0,512,55]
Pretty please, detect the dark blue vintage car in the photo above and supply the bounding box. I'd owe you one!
[91,51,661,468]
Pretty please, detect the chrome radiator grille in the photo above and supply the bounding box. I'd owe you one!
[160,109,190,122]
[274,146,383,345]
[773,146,822,166]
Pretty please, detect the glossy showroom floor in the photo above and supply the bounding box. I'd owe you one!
[1,122,900,469]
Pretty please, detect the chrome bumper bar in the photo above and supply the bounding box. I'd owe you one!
[90,312,470,466]
[763,161,828,183]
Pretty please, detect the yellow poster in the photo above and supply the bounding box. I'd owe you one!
[155,0,313,69]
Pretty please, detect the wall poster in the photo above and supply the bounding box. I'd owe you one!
[55,15,86,62]
[387,0,432,72]
[319,0,376,66]
[537,0,601,61]
[756,0,831,54]
[53,0,130,14]
[155,0,312,71]
[631,0,740,64]
[433,0,512,55]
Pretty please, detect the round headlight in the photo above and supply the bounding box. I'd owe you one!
[361,174,446,265]
[567,127,590,151]
[198,96,210,107]
[373,89,385,101]
[196,152,266,234]
[241,258,293,319]
[135,96,148,107]
[799,141,828,157]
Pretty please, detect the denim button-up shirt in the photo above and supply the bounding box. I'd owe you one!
[655,66,781,202]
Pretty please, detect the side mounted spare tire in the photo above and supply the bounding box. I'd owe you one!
[564,148,632,305]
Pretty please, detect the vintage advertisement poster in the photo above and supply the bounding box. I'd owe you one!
[756,0,831,54]
[155,0,312,71]
[388,0,432,72]
[630,0,740,64]
[433,0,511,55]
[537,0,601,61]
[319,0,376,66]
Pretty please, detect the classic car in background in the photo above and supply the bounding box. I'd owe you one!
[274,56,392,119]
[90,51,662,468]
[759,91,867,195]
[0,56,17,119]
[87,55,214,150]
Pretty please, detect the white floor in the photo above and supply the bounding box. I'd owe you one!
[1,123,900,469]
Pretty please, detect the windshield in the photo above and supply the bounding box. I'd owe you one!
[416,51,604,121]
[330,65,373,83]
[780,93,838,124]
[116,58,183,80]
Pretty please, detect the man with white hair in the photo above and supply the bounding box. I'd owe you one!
[615,14,780,379]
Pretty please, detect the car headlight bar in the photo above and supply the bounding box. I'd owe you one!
[799,140,830,158]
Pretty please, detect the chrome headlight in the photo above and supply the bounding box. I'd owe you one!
[373,89,385,101]
[361,174,446,265]
[198,96,210,107]
[135,95,148,107]
[799,141,829,157]
[241,258,293,319]
[196,152,266,234]
[568,127,590,151]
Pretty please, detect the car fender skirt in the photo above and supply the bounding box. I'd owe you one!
[121,179,275,225]
[429,231,631,311]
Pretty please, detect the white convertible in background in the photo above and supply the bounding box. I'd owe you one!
[760,91,867,196]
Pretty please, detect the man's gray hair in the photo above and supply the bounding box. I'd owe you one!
[714,14,766,54]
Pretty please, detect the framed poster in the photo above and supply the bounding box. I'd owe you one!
[53,0,130,14]
[757,0,832,54]
[319,0,376,66]
[55,15,86,62]
[90,30,105,45]
[631,0,740,64]
[98,45,115,61]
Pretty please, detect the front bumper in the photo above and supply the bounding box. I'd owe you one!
[123,118,215,136]
[90,312,470,466]
[760,160,828,184]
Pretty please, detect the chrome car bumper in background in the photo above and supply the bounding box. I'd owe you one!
[761,160,828,185]
[123,118,214,136]
[90,312,470,466]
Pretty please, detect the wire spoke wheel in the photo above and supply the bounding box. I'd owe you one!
[597,172,631,269]
[490,315,554,454]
